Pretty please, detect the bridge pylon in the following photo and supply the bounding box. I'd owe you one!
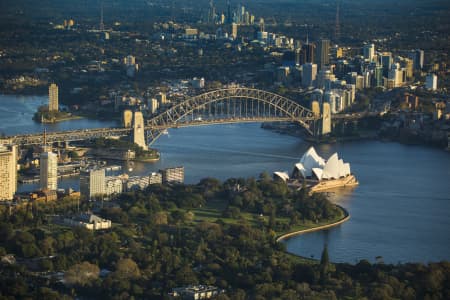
[133,111,148,150]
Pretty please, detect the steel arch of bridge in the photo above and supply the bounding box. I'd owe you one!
[146,87,317,143]
[2,88,318,146]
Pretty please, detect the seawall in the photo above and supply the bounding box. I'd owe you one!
[276,205,350,243]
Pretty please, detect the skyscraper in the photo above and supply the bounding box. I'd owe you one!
[302,63,318,87]
[80,168,106,200]
[231,23,238,39]
[363,43,375,61]
[0,144,17,200]
[316,39,330,69]
[40,151,58,191]
[413,49,424,70]
[381,52,393,77]
[48,83,59,112]
[300,42,315,65]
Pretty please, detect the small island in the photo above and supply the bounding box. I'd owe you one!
[33,105,82,123]
[87,137,160,162]
[33,83,83,123]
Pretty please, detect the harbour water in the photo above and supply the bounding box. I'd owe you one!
[2,94,450,264]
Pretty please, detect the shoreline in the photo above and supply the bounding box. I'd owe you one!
[36,115,84,124]
[276,205,350,243]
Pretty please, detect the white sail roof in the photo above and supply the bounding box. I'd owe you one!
[296,147,326,178]
[273,171,290,182]
[343,163,351,177]
[312,168,324,180]
[322,153,340,179]
[292,147,351,181]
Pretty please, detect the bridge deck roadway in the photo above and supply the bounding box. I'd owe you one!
[1,113,367,146]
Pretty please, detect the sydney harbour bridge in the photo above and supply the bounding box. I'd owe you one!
[2,88,329,147]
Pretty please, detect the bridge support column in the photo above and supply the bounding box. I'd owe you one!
[133,111,148,150]
[321,102,331,135]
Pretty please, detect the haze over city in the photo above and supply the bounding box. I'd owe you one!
[0,0,449,299]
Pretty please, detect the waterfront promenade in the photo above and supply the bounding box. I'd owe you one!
[276,205,350,243]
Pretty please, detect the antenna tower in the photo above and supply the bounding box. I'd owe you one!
[100,1,105,31]
[42,128,48,152]
[335,0,340,42]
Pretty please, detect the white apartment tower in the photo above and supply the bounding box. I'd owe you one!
[40,151,58,191]
[0,144,17,200]
[426,74,438,91]
[48,83,59,112]
[80,168,106,200]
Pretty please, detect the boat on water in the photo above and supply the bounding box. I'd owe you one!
[274,146,358,192]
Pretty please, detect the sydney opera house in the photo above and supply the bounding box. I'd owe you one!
[274,147,358,192]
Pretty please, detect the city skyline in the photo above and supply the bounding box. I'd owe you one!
[0,0,448,298]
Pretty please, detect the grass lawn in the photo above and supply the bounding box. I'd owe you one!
[177,199,346,239]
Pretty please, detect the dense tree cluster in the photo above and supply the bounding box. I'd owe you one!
[0,177,449,299]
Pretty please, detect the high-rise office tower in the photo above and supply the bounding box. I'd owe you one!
[300,43,315,65]
[363,43,375,61]
[316,39,330,69]
[40,151,58,191]
[231,23,238,39]
[413,49,424,70]
[80,168,106,200]
[380,52,393,77]
[0,144,17,200]
[302,63,318,87]
[373,66,384,87]
[48,83,59,112]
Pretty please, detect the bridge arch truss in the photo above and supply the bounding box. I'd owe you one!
[146,87,317,143]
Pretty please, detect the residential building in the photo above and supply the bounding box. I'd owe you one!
[0,144,17,200]
[40,151,58,191]
[161,167,184,184]
[64,213,111,230]
[80,168,105,200]
[48,83,59,112]
[126,176,149,191]
[149,172,163,185]
[105,176,123,196]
